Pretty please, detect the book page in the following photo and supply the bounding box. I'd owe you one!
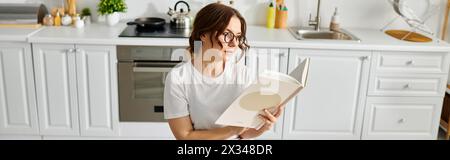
[289,58,310,87]
[215,58,310,128]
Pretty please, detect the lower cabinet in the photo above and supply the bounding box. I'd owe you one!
[0,42,39,135]
[245,47,288,139]
[2,42,447,140]
[362,97,443,140]
[33,44,119,136]
[283,49,371,139]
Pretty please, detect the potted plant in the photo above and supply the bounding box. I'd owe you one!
[97,0,127,26]
[81,8,92,25]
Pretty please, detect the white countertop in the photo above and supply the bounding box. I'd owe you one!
[2,22,448,52]
[0,27,42,42]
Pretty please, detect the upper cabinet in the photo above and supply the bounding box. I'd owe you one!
[0,42,39,135]
[32,44,119,137]
[283,49,371,139]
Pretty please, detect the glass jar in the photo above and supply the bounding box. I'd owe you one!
[43,14,54,26]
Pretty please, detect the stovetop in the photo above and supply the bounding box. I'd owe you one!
[119,24,192,38]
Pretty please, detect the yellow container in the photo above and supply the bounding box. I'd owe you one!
[275,6,288,29]
[54,11,61,26]
[266,2,275,28]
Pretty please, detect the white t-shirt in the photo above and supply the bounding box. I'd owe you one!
[163,59,254,130]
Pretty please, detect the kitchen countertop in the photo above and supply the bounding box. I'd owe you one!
[0,27,42,42]
[1,21,448,52]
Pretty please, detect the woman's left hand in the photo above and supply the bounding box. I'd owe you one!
[239,105,285,139]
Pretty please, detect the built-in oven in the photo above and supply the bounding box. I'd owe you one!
[117,46,187,122]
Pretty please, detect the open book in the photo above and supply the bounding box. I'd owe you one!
[215,58,310,129]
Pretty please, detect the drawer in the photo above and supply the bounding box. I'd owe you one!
[372,52,449,74]
[368,73,446,97]
[362,97,442,140]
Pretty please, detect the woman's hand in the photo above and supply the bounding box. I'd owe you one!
[228,126,248,136]
[239,105,285,139]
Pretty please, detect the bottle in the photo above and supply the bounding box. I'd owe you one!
[54,11,61,26]
[330,7,340,32]
[266,2,275,28]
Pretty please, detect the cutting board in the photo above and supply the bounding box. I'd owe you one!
[385,29,432,42]
[0,23,42,29]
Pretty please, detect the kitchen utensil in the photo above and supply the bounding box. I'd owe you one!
[394,0,434,20]
[383,0,440,39]
[127,17,166,29]
[167,0,192,29]
[0,3,48,25]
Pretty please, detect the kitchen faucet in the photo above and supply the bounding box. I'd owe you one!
[308,0,321,31]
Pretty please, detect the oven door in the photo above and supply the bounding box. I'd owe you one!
[118,61,180,122]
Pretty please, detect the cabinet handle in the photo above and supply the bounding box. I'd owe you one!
[359,56,369,61]
[398,118,406,124]
[74,48,82,53]
[67,48,75,53]
[403,84,410,89]
[406,60,414,65]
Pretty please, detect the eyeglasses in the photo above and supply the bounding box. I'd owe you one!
[222,32,244,45]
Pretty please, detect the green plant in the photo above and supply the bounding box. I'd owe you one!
[81,8,91,17]
[97,0,127,15]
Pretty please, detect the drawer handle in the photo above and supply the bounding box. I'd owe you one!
[398,118,406,124]
[405,60,414,66]
[66,48,75,53]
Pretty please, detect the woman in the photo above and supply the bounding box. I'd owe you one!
[164,3,284,140]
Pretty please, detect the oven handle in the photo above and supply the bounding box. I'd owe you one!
[132,61,180,73]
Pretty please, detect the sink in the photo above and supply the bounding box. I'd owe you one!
[289,27,361,42]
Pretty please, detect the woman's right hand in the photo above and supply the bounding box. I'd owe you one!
[227,126,248,135]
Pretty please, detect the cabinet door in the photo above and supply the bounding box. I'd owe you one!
[362,97,442,140]
[245,48,288,139]
[33,44,80,136]
[0,43,39,135]
[76,45,119,136]
[283,49,370,139]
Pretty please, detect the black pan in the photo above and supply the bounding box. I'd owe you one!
[127,17,166,28]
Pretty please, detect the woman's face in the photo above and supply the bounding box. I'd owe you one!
[201,16,242,61]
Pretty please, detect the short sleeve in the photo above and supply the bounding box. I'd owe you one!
[163,71,189,119]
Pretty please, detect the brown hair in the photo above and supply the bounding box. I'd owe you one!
[188,3,250,57]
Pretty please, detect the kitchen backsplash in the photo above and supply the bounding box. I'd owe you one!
[0,0,447,36]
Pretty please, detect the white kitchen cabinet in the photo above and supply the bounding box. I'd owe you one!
[283,49,370,139]
[33,44,119,136]
[76,45,119,136]
[245,48,288,140]
[0,42,39,135]
[362,97,443,140]
[33,44,80,136]
[371,51,449,74]
[362,51,449,140]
